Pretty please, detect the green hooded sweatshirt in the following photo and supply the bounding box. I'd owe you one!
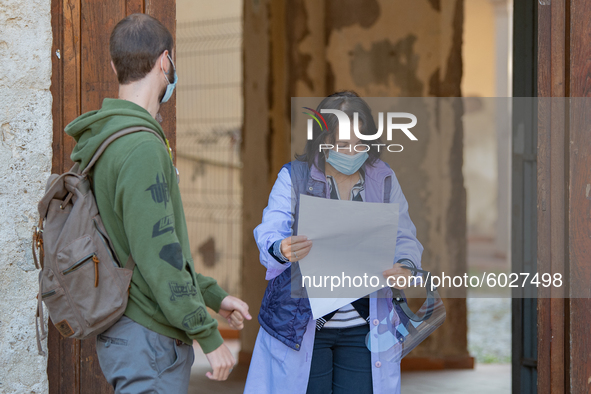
[65,98,227,353]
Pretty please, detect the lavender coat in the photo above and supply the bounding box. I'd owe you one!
[244,160,423,394]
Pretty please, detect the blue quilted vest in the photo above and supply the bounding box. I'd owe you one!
[258,159,392,350]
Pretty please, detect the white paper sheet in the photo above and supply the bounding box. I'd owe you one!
[297,194,399,319]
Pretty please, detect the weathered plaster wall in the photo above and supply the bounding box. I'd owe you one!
[321,0,468,361]
[462,0,498,240]
[242,0,470,367]
[243,0,469,364]
[0,0,52,392]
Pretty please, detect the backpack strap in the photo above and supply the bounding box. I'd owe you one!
[35,273,47,355]
[81,127,159,273]
[32,218,44,270]
[81,126,167,175]
[124,254,136,271]
[69,162,80,174]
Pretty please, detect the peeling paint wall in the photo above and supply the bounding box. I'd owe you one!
[322,0,468,361]
[0,0,52,392]
[243,0,468,363]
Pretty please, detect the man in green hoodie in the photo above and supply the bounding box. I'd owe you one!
[65,13,251,393]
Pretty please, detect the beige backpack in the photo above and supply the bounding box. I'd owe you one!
[32,127,167,355]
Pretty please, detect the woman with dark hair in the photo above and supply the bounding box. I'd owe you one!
[244,91,423,394]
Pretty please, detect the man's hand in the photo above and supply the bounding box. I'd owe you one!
[205,343,236,381]
[219,296,252,330]
[280,235,313,262]
[383,263,414,289]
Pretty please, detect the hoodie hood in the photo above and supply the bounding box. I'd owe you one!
[65,98,167,170]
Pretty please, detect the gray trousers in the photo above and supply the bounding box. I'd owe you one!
[96,316,195,394]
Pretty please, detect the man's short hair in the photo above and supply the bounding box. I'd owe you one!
[109,13,174,85]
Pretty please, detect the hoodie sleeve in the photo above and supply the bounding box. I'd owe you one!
[114,138,225,354]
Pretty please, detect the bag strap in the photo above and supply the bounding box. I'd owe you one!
[82,126,167,175]
[391,267,437,323]
[82,127,162,272]
[124,254,136,271]
[35,273,47,355]
[32,219,44,270]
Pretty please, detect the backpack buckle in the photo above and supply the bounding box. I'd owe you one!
[33,227,43,246]
[32,225,45,269]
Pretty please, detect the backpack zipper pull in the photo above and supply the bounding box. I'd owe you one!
[92,255,100,287]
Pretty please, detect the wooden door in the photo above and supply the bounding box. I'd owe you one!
[537,0,591,393]
[49,1,175,392]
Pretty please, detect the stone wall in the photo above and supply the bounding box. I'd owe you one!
[0,0,52,392]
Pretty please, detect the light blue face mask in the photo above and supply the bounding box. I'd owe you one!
[326,149,368,175]
[160,54,177,104]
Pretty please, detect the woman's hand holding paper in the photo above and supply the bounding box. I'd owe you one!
[280,235,313,262]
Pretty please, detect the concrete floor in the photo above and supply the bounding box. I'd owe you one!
[400,364,510,394]
[188,340,511,394]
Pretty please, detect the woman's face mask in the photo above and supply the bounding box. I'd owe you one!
[324,125,368,175]
[326,149,368,175]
